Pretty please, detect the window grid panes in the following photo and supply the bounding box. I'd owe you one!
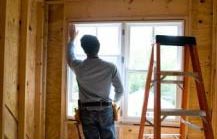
[67,21,184,122]
[124,22,183,121]
[67,23,122,117]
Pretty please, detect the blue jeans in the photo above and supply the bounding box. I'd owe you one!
[80,106,116,139]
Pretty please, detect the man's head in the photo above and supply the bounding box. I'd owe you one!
[80,35,100,57]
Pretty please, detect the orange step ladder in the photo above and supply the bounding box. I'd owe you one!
[138,35,214,139]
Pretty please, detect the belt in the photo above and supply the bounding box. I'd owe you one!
[79,101,112,107]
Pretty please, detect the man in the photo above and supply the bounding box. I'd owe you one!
[67,24,124,139]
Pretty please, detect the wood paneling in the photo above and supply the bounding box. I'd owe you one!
[0,0,6,137]
[65,0,189,21]
[45,4,64,139]
[34,2,46,139]
[187,0,213,138]
[18,0,32,137]
[26,1,37,138]
[114,124,178,139]
[1,0,44,139]
[4,108,17,139]
[66,122,82,139]
[62,0,215,139]
[1,0,20,138]
[18,0,39,139]
[4,0,20,120]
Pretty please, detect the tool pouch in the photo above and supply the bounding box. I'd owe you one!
[112,103,120,121]
[74,108,80,122]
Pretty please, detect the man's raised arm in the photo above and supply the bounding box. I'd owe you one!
[66,24,81,69]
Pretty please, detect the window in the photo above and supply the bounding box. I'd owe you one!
[67,23,122,117]
[67,21,184,122]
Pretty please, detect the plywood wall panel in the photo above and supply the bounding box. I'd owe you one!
[67,123,80,139]
[1,0,20,138]
[34,2,46,139]
[187,0,213,138]
[25,1,37,138]
[190,0,213,105]
[65,0,189,21]
[4,108,17,139]
[0,0,6,137]
[46,4,64,139]
[4,0,20,119]
[1,0,43,138]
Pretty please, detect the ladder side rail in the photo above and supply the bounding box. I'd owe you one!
[138,46,154,139]
[189,45,214,139]
[154,43,161,139]
[180,46,190,139]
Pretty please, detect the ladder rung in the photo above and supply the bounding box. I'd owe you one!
[144,133,180,139]
[160,71,197,77]
[161,109,206,117]
[160,80,183,84]
[181,119,204,131]
[151,80,183,86]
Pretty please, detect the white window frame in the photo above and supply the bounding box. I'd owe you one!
[121,21,184,124]
[67,21,184,125]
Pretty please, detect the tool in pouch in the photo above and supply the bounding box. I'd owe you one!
[74,108,81,122]
[112,103,120,121]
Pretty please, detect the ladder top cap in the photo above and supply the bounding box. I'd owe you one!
[156,35,196,46]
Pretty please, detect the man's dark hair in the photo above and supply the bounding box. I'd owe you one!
[80,35,100,56]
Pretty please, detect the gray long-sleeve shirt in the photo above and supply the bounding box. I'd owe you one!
[67,41,124,103]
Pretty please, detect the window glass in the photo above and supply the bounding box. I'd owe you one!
[67,21,184,122]
[125,22,183,119]
[127,72,148,117]
[97,26,121,55]
[129,26,153,70]
[67,23,122,117]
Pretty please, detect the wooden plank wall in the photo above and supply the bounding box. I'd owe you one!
[0,0,45,139]
[34,2,46,139]
[0,0,7,138]
[0,0,21,138]
[42,0,217,139]
[188,0,214,138]
[46,0,215,139]
[64,0,189,21]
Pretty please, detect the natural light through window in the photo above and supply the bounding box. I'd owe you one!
[67,21,184,122]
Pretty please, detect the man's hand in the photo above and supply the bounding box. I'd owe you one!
[68,24,78,42]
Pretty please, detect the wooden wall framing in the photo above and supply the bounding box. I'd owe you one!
[45,3,65,139]
[0,0,7,138]
[1,0,217,139]
[61,0,216,139]
[18,0,32,138]
[0,0,45,139]
[212,0,217,138]
[34,2,46,139]
[0,0,20,138]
